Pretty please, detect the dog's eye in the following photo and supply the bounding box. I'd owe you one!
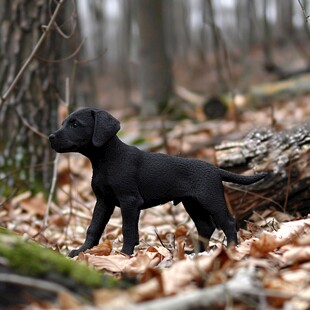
[70,122,78,128]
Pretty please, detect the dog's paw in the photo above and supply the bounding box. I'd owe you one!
[68,248,83,258]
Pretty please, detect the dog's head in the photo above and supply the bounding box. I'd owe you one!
[49,108,120,153]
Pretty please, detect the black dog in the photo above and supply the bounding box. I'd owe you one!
[49,108,267,257]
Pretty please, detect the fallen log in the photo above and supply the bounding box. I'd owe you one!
[0,227,127,308]
[215,123,310,225]
[175,73,310,118]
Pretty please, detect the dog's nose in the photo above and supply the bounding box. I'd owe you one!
[49,134,55,141]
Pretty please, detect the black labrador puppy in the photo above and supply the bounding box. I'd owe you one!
[49,108,267,257]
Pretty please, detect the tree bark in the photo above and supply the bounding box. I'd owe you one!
[136,0,172,115]
[215,124,310,224]
[0,0,70,193]
[204,0,227,92]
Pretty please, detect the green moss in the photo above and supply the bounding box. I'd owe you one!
[0,229,119,289]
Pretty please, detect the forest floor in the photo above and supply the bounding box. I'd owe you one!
[0,94,310,309]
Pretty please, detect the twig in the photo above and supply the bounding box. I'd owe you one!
[224,183,285,211]
[34,37,85,64]
[43,153,60,230]
[49,0,77,39]
[154,228,169,249]
[298,0,310,22]
[0,0,65,109]
[42,77,70,233]
[14,107,48,140]
[29,150,60,240]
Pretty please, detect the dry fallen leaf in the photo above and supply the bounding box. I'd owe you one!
[93,289,126,307]
[85,251,162,274]
[85,240,113,256]
[249,232,283,257]
[86,254,131,273]
[161,247,231,295]
[287,287,310,310]
[19,192,47,216]
[282,246,310,264]
[248,219,310,258]
[274,219,310,241]
[58,290,82,309]
[129,276,164,303]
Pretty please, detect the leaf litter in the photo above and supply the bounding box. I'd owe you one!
[0,98,310,309]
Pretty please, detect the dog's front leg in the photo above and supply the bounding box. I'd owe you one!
[120,197,142,255]
[68,199,115,257]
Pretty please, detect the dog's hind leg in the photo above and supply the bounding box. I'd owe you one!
[182,198,216,252]
[197,191,238,247]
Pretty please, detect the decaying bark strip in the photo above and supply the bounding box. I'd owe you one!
[215,123,310,224]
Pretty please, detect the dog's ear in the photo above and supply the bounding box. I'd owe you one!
[92,110,120,147]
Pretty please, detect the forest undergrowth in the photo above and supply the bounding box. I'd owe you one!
[0,97,309,309]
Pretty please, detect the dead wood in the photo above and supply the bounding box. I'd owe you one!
[175,74,310,118]
[124,267,270,310]
[215,123,310,224]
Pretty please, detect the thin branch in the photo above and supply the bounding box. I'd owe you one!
[0,0,65,108]
[224,183,285,212]
[75,48,107,65]
[298,0,310,22]
[42,153,60,230]
[49,0,77,39]
[34,37,85,64]
[15,107,48,140]
[42,77,70,232]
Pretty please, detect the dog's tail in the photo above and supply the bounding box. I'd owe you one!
[219,169,269,185]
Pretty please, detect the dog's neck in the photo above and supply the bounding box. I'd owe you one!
[80,135,125,167]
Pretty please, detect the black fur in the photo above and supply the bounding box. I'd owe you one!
[49,108,267,257]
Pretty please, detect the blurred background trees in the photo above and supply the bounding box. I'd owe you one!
[75,0,310,109]
[1,0,310,193]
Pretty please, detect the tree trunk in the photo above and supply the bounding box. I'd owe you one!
[262,0,274,71]
[0,1,70,193]
[204,0,227,93]
[215,124,310,225]
[136,0,172,115]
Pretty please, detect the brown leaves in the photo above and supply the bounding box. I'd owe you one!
[85,240,113,256]
[75,217,310,309]
[1,107,310,309]
[2,174,310,309]
[12,192,47,217]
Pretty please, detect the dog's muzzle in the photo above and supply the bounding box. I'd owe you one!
[49,133,58,150]
[49,133,55,141]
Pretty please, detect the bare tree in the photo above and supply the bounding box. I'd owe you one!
[204,0,227,92]
[136,0,172,115]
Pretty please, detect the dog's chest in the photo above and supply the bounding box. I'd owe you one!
[91,168,112,194]
[91,165,124,198]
